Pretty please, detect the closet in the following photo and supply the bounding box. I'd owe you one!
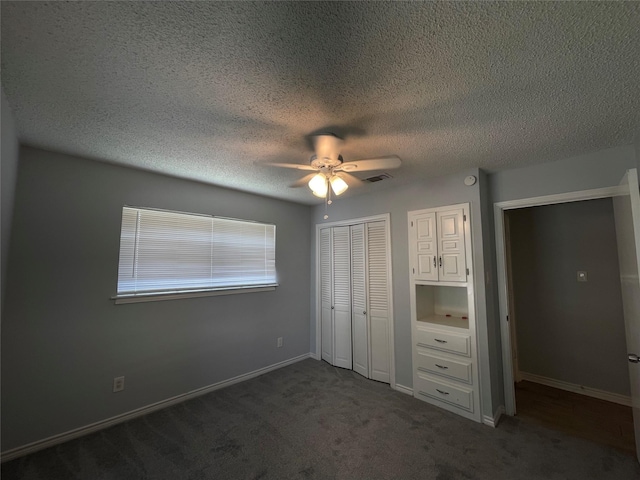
[408,203,481,422]
[319,220,391,383]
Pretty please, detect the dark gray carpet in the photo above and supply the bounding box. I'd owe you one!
[2,358,639,479]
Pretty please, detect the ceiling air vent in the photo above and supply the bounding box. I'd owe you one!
[364,173,392,183]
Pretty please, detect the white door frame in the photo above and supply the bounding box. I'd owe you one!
[495,185,622,415]
[314,213,396,389]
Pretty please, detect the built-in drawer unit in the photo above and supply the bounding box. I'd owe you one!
[415,327,471,357]
[414,373,474,412]
[409,204,480,423]
[415,350,472,384]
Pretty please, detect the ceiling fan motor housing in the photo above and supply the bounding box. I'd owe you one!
[310,154,343,170]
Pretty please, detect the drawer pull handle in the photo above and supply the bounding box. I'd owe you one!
[434,339,447,343]
[433,256,437,268]
[436,389,449,395]
[435,364,448,369]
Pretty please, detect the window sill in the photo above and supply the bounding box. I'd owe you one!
[112,284,278,304]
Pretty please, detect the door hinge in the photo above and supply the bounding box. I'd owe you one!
[411,221,413,227]
[412,268,415,274]
[463,214,467,221]
[506,315,509,322]
[466,268,469,276]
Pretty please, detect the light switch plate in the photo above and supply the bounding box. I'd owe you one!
[577,271,588,282]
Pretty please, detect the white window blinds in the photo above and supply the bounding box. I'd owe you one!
[116,207,276,296]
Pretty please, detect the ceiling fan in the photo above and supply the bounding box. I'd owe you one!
[265,133,401,200]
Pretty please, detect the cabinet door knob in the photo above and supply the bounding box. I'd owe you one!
[629,353,640,363]
[363,311,367,315]
[331,306,334,310]
[433,256,436,268]
[439,257,442,268]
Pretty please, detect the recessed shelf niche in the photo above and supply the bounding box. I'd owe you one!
[415,284,469,330]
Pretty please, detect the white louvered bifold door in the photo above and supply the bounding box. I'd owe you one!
[350,224,369,378]
[367,221,390,383]
[332,226,352,369]
[320,228,333,364]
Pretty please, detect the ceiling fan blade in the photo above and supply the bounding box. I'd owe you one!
[335,172,364,188]
[263,162,317,171]
[312,133,343,159]
[289,173,318,188]
[336,155,401,172]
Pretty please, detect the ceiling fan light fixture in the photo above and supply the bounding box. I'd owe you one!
[308,173,328,197]
[329,175,348,195]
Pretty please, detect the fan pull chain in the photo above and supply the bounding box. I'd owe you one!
[323,176,331,220]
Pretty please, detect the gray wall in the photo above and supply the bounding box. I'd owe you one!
[490,144,637,204]
[1,87,19,309]
[508,199,629,395]
[478,170,504,408]
[1,147,312,451]
[310,169,503,420]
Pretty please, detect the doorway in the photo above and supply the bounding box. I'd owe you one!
[495,172,640,461]
[314,214,396,388]
[504,199,634,455]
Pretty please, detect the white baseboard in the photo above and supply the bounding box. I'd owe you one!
[1,353,312,463]
[394,384,413,396]
[519,371,632,407]
[309,352,320,360]
[483,405,505,428]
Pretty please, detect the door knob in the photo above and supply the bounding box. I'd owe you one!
[363,311,366,315]
[629,353,640,363]
[331,306,334,310]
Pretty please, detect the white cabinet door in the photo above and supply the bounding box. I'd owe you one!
[411,213,438,281]
[410,208,467,283]
[368,221,391,383]
[613,169,640,463]
[351,224,369,378]
[320,228,333,363]
[437,208,467,282]
[332,226,352,369]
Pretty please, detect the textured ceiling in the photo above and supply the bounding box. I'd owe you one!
[2,2,640,204]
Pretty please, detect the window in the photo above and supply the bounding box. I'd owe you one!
[115,206,276,300]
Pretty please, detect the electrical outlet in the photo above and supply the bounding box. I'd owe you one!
[277,337,283,348]
[113,376,125,393]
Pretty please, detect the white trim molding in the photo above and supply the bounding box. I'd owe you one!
[519,372,632,407]
[483,405,505,428]
[394,384,414,396]
[1,353,311,463]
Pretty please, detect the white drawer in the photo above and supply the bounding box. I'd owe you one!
[415,327,471,357]
[414,373,473,412]
[416,351,472,384]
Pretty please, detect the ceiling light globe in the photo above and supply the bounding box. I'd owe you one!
[308,173,328,197]
[330,175,348,195]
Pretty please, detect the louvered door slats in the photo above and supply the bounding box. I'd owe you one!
[351,224,368,378]
[320,228,333,363]
[332,226,352,369]
[367,221,390,383]
[319,221,390,382]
